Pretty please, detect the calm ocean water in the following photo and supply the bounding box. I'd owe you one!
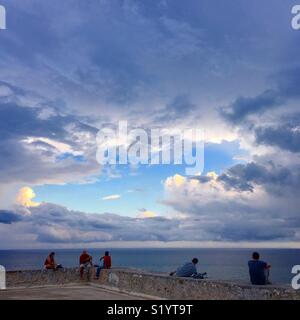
[0,248,299,284]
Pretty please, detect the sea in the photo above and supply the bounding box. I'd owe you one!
[0,248,299,285]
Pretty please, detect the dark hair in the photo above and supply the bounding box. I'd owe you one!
[105,251,109,256]
[252,252,260,260]
[192,258,198,264]
[50,252,55,256]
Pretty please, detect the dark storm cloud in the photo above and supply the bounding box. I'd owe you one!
[255,125,300,153]
[218,162,300,194]
[220,90,283,124]
[216,222,294,241]
[17,203,181,244]
[2,191,300,244]
[254,113,300,153]
[0,83,99,184]
[0,102,67,140]
[220,67,300,125]
[190,175,213,184]
[28,203,117,231]
[0,210,22,224]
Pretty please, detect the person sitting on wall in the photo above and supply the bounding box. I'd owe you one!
[95,251,112,280]
[169,258,207,279]
[44,252,62,270]
[248,251,271,285]
[79,250,93,279]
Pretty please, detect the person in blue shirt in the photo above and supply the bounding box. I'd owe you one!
[248,252,271,285]
[170,258,206,279]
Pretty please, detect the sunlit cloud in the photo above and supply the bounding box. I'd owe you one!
[16,187,40,208]
[102,194,121,201]
[165,174,186,188]
[137,208,157,219]
[207,171,218,180]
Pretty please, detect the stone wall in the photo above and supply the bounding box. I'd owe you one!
[92,268,300,300]
[5,268,300,300]
[6,268,85,287]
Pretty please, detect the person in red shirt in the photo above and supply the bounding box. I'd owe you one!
[79,250,93,279]
[44,252,62,270]
[95,251,111,279]
[44,252,57,270]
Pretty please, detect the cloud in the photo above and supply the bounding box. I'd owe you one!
[220,90,283,124]
[217,161,300,195]
[162,162,300,242]
[155,95,196,123]
[24,137,83,157]
[0,202,180,245]
[255,125,300,153]
[219,67,300,139]
[16,187,40,208]
[0,210,22,224]
[165,174,186,188]
[1,157,300,246]
[102,194,121,201]
[190,171,218,183]
[0,82,101,207]
[137,208,157,219]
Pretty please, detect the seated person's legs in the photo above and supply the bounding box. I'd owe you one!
[45,264,55,270]
[96,266,103,279]
[80,262,92,278]
[80,264,85,278]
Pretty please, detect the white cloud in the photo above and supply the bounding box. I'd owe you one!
[162,167,300,241]
[102,194,121,201]
[16,187,40,208]
[23,137,83,157]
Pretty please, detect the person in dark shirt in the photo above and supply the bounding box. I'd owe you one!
[169,258,206,279]
[248,252,271,285]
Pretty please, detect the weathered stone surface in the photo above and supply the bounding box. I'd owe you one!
[92,269,300,300]
[5,268,300,300]
[6,268,85,287]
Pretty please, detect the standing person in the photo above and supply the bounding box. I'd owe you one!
[79,250,93,279]
[248,252,271,285]
[44,252,62,270]
[95,251,112,279]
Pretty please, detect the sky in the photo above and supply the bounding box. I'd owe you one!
[0,0,300,249]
